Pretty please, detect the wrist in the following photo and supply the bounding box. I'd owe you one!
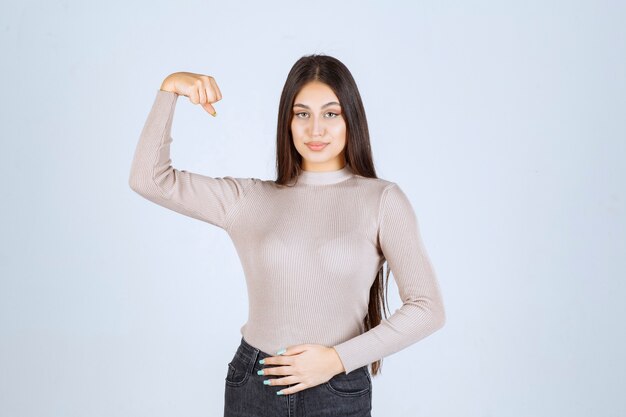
[330,347,346,375]
[160,77,176,93]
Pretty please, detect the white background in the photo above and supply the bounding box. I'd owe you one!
[1,1,624,416]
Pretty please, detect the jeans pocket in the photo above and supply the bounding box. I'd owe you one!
[324,367,371,397]
[225,361,250,387]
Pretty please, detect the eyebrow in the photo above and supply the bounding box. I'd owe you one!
[293,102,341,109]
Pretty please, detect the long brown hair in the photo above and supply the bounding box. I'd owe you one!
[274,53,392,376]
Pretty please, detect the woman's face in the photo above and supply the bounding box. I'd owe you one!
[291,81,347,171]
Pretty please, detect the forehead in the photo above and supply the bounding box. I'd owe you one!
[294,81,339,103]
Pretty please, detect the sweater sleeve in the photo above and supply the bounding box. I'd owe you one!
[332,183,446,375]
[129,89,257,231]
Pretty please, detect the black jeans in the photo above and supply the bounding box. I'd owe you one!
[224,337,372,417]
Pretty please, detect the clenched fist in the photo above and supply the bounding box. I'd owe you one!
[160,72,222,116]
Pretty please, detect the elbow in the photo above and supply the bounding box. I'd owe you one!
[128,164,172,202]
[432,300,446,331]
[128,170,144,195]
[418,296,446,333]
[128,162,154,196]
[435,307,446,330]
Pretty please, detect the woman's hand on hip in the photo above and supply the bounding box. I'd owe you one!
[258,344,346,395]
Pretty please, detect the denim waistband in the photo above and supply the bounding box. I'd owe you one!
[230,337,277,375]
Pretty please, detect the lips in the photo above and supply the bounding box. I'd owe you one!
[306,142,329,151]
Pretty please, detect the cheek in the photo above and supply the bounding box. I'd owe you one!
[290,120,302,137]
[332,122,347,141]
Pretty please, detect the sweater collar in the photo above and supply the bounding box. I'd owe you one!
[296,165,355,185]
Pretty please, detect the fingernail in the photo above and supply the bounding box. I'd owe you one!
[276,390,284,395]
[263,379,271,385]
[259,359,265,364]
[276,348,286,355]
[211,111,217,117]
[257,370,264,375]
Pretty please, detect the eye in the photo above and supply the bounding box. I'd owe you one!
[295,112,309,118]
[325,111,340,118]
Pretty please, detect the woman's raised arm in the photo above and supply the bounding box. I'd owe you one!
[128,72,258,231]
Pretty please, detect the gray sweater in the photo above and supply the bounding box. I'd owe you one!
[129,89,446,375]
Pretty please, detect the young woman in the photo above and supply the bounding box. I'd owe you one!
[129,54,446,417]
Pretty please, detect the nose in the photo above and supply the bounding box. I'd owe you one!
[310,116,324,137]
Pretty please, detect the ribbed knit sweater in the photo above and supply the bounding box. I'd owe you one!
[128,89,446,375]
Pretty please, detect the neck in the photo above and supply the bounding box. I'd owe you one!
[296,165,355,185]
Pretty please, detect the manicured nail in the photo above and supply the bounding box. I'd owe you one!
[276,390,284,395]
[276,348,286,355]
[263,379,271,385]
[259,359,265,364]
[257,370,264,375]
